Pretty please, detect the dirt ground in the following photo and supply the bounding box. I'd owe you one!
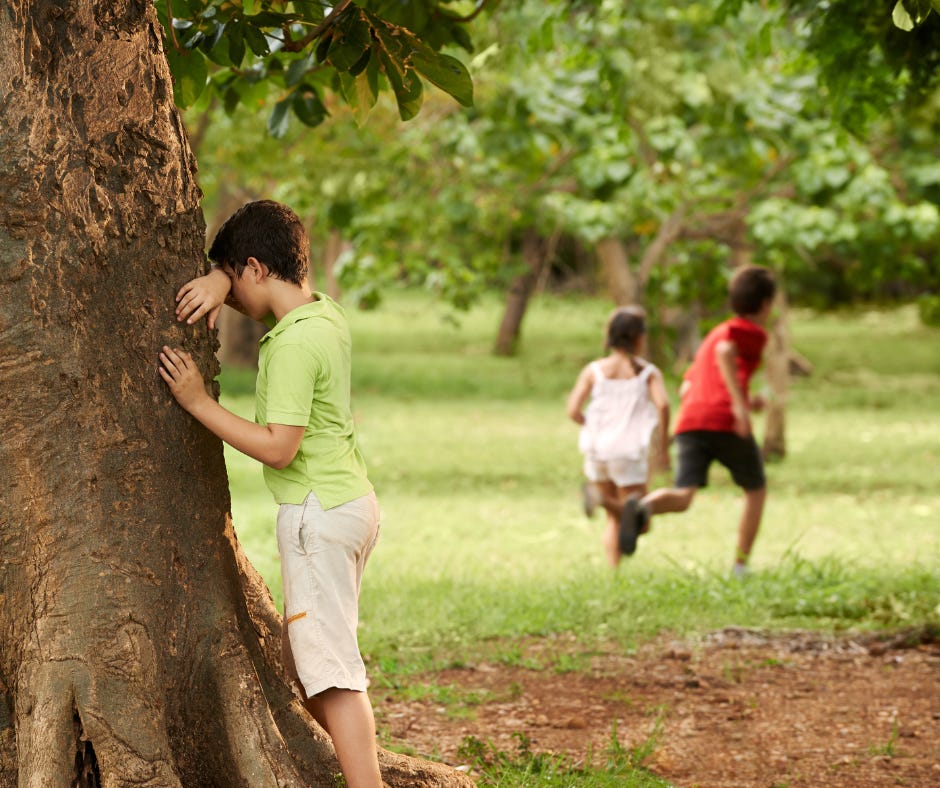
[375,627,940,786]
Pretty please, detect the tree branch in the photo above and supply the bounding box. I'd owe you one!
[281,0,354,53]
[440,0,490,23]
[165,0,181,53]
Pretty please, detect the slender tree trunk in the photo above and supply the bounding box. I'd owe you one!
[0,4,469,785]
[494,228,550,356]
[320,227,346,301]
[762,286,791,461]
[595,236,636,305]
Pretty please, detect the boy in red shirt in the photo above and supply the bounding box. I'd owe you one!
[621,265,777,577]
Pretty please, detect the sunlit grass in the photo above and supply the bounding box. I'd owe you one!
[220,291,940,674]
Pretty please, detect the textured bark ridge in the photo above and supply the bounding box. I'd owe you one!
[0,3,470,786]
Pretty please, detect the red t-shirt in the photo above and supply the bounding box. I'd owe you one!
[674,316,767,434]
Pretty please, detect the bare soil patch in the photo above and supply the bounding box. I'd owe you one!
[375,627,940,786]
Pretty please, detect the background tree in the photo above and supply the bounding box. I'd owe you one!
[0,1,476,784]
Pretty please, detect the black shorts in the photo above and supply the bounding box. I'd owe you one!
[674,430,766,491]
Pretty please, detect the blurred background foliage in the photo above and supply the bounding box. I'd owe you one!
[163,0,940,366]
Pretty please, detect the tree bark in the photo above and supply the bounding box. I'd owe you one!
[319,227,346,301]
[595,236,636,305]
[762,286,791,461]
[494,228,550,356]
[0,4,469,786]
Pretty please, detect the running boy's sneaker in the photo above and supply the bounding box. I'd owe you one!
[618,496,648,556]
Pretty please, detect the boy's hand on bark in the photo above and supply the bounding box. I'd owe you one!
[176,269,231,329]
[159,346,208,412]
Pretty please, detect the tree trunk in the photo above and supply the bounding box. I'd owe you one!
[319,227,346,301]
[762,286,791,461]
[493,228,549,356]
[0,4,469,786]
[595,236,636,305]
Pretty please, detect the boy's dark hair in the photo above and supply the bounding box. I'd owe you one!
[208,200,309,285]
[729,265,776,315]
[606,306,646,353]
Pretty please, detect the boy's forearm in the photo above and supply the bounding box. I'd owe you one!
[186,397,299,469]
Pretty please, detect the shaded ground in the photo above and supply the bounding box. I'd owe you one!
[375,627,940,786]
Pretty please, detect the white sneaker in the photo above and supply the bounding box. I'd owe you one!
[731,563,751,580]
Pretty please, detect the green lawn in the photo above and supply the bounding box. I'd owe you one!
[221,293,940,674]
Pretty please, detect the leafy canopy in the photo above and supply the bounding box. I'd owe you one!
[155,0,478,135]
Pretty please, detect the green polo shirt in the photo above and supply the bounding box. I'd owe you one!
[255,293,372,508]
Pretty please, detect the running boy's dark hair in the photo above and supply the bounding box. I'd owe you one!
[606,306,646,353]
[729,265,776,315]
[208,200,309,285]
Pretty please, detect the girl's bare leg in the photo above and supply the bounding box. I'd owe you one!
[600,482,645,566]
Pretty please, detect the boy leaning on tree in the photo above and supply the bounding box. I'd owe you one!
[159,200,382,788]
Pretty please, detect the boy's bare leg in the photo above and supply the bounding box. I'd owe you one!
[307,689,382,788]
[734,486,766,567]
[642,486,697,519]
[282,628,382,787]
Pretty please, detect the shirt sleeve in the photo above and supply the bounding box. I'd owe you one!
[263,343,318,427]
[728,321,767,364]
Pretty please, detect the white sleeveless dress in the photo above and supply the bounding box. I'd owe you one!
[579,361,660,485]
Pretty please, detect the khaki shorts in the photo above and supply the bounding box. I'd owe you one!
[583,456,648,487]
[276,490,380,698]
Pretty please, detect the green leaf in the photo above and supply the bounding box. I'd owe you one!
[223,85,241,115]
[315,32,333,64]
[200,21,232,66]
[369,14,424,120]
[243,0,257,14]
[243,23,270,56]
[377,47,423,121]
[293,85,329,127]
[267,96,291,138]
[339,59,379,125]
[286,54,314,88]
[411,49,473,107]
[349,48,372,78]
[227,20,245,67]
[164,46,208,108]
[327,9,373,71]
[893,0,915,29]
[905,0,935,23]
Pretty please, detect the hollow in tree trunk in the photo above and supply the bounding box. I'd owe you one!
[0,3,470,785]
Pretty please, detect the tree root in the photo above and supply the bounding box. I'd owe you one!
[229,520,474,786]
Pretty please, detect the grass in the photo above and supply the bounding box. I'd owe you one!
[219,291,940,781]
